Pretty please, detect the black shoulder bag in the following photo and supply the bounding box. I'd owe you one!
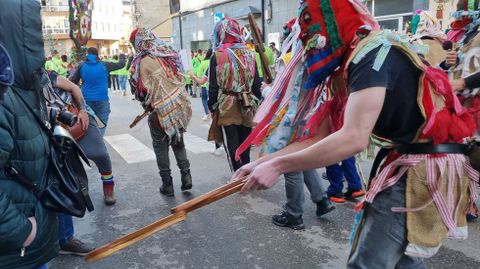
[5,89,94,217]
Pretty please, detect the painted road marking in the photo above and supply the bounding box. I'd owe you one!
[104,134,156,164]
[183,132,214,154]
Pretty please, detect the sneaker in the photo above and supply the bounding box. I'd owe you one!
[210,147,224,156]
[467,203,478,222]
[328,193,346,203]
[59,237,94,256]
[316,197,336,217]
[344,189,366,199]
[271,211,305,230]
[202,114,209,121]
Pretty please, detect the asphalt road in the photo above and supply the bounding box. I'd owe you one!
[50,90,480,269]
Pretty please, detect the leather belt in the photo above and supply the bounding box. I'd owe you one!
[396,143,469,155]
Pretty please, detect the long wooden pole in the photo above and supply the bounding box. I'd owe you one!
[248,13,274,84]
[85,212,187,263]
[85,179,246,263]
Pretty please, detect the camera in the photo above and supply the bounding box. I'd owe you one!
[49,101,78,127]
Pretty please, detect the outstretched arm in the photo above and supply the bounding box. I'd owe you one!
[236,86,386,192]
[55,76,89,130]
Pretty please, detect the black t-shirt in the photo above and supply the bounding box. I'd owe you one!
[347,46,424,144]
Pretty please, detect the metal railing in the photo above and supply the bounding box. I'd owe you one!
[42,5,69,12]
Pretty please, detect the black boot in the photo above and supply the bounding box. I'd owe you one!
[316,197,335,217]
[160,176,174,197]
[272,211,305,230]
[181,172,192,191]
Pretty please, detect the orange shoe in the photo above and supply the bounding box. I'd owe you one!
[345,189,366,199]
[328,194,346,203]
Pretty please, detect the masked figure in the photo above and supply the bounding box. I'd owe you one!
[234,1,478,268]
[208,18,262,172]
[130,28,193,197]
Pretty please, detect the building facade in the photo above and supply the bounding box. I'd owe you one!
[41,0,133,57]
[131,0,173,41]
[41,0,74,57]
[167,0,461,52]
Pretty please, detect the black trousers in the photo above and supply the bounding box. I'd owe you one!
[221,124,251,172]
[110,75,119,91]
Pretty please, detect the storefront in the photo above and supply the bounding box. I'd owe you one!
[364,0,429,32]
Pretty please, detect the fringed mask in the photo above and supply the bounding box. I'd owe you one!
[297,0,378,89]
[212,17,244,51]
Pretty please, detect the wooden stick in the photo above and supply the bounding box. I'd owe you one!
[248,13,274,84]
[85,212,187,263]
[171,178,246,214]
[178,181,246,213]
[85,179,246,263]
[129,110,150,128]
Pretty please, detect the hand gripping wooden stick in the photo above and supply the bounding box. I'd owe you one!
[85,179,246,263]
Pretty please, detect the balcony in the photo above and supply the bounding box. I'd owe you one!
[43,27,70,35]
[42,5,70,12]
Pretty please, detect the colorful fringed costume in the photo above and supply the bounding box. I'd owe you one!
[410,10,447,67]
[129,28,192,194]
[237,0,479,263]
[208,18,262,171]
[130,28,192,141]
[448,1,480,221]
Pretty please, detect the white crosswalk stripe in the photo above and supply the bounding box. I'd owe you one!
[183,132,214,154]
[104,132,214,164]
[104,134,156,164]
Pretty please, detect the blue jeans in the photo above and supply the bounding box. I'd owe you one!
[118,75,128,91]
[326,156,362,195]
[86,100,111,137]
[200,87,209,115]
[58,213,74,245]
[38,264,48,269]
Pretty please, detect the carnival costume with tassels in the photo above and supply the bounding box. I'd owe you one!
[450,4,480,130]
[210,18,259,128]
[410,10,447,67]
[129,29,191,141]
[237,0,478,259]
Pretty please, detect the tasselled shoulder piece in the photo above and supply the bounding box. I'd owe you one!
[350,31,428,72]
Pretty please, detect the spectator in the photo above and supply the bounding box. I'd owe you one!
[109,55,120,92]
[0,0,59,267]
[191,48,213,121]
[45,50,67,77]
[269,42,280,57]
[117,57,129,96]
[70,47,126,136]
[325,157,365,203]
[50,71,118,205]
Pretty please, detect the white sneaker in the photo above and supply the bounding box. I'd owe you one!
[210,147,224,156]
[202,115,209,121]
